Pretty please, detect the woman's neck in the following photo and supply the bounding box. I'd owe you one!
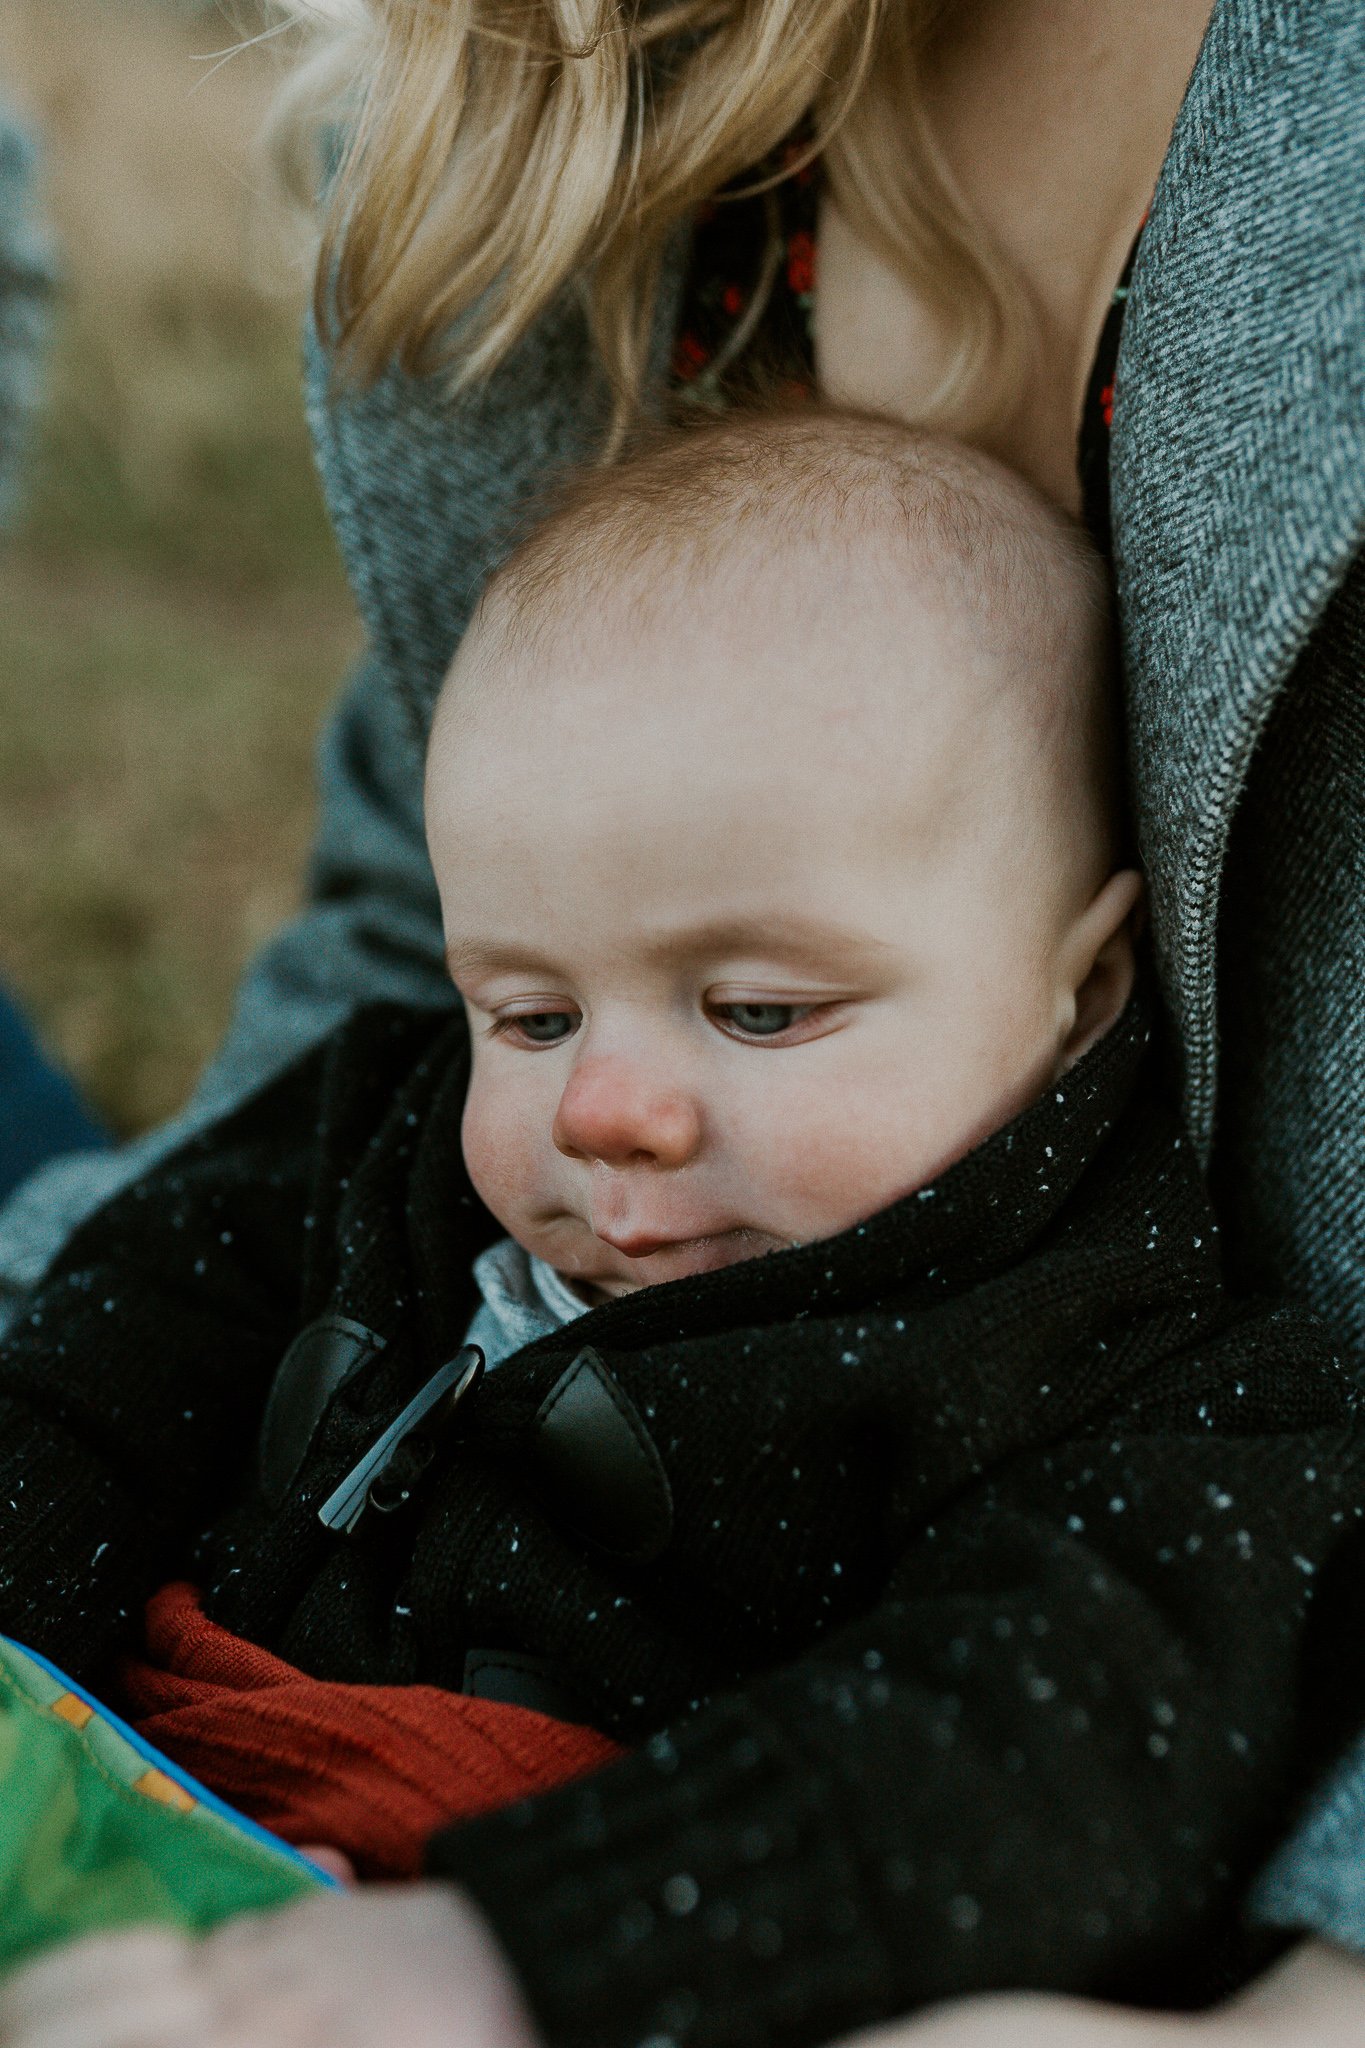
[814,0,1217,509]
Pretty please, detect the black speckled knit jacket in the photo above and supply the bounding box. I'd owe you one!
[0,996,1360,2042]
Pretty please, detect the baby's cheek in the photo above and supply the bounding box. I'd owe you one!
[461,1073,542,1234]
[744,1056,989,1241]
[751,1095,916,1241]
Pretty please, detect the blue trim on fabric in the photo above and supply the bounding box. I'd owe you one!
[1,1634,341,1888]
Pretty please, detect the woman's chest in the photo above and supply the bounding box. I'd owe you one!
[811,191,1125,515]
[810,0,1216,511]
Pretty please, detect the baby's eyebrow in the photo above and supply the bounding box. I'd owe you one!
[444,938,559,980]
[644,915,894,969]
[445,919,891,979]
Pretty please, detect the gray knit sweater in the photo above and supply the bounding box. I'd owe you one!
[0,0,1362,1962]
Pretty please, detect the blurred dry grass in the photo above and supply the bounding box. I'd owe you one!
[0,0,359,1134]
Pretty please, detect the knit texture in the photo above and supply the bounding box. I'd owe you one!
[0,999,1360,2040]
[1253,1725,1365,1952]
[0,0,1363,1969]
[119,1582,621,1879]
[2,1,1363,1369]
[1111,1,1365,1338]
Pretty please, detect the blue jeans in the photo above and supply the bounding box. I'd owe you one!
[0,986,108,1206]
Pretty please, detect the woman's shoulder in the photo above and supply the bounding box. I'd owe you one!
[1111,0,1365,1144]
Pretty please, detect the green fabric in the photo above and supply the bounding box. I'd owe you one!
[0,1641,320,1975]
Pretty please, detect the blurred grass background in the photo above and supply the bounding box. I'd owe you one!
[0,0,359,1135]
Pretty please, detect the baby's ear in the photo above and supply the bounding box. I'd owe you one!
[1057,868,1145,1072]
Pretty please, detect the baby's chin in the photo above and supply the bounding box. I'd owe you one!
[553,1224,792,1300]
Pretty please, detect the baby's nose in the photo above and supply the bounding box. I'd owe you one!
[552,1055,701,1168]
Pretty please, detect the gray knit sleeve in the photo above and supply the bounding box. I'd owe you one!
[1250,1734,1365,1954]
[0,96,56,526]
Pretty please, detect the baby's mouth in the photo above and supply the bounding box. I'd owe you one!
[589,1223,779,1284]
[594,1226,699,1258]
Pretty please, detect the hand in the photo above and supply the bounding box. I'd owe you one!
[0,1883,543,2048]
[299,1842,358,1884]
[828,1941,1365,2048]
[832,1996,1196,2048]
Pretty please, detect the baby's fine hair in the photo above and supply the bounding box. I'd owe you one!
[471,406,1123,859]
[484,406,1109,654]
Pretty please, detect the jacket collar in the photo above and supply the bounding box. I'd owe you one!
[460,995,1156,1361]
[1112,0,1365,1151]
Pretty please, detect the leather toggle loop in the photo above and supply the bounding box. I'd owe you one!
[531,1347,673,1564]
[318,1345,484,1535]
[259,1316,386,1510]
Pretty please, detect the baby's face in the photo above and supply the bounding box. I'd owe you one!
[428,558,1123,1299]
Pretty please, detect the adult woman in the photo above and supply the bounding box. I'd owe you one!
[2,1,1360,1353]
[0,0,1362,2040]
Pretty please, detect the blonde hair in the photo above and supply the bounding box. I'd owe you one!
[269,0,1032,443]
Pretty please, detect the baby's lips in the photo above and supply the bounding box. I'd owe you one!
[590,1216,749,1257]
[593,1225,689,1258]
[591,1223,779,1280]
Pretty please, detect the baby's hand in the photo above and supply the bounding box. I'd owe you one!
[0,1883,541,2048]
[837,2000,1196,2047]
[299,1840,358,1884]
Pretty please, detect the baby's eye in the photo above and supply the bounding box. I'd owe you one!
[711,1002,808,1038]
[500,1010,578,1046]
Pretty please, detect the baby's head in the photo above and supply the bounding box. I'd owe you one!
[427,411,1141,1298]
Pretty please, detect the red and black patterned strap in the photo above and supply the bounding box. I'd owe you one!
[1076,225,1142,556]
[670,131,820,411]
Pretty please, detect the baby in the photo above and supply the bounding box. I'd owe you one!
[0,411,1357,2048]
[433,412,1138,1307]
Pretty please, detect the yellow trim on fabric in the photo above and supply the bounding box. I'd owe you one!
[50,1694,95,1731]
[0,1654,274,1874]
[0,1660,147,1812]
[132,1769,196,1814]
